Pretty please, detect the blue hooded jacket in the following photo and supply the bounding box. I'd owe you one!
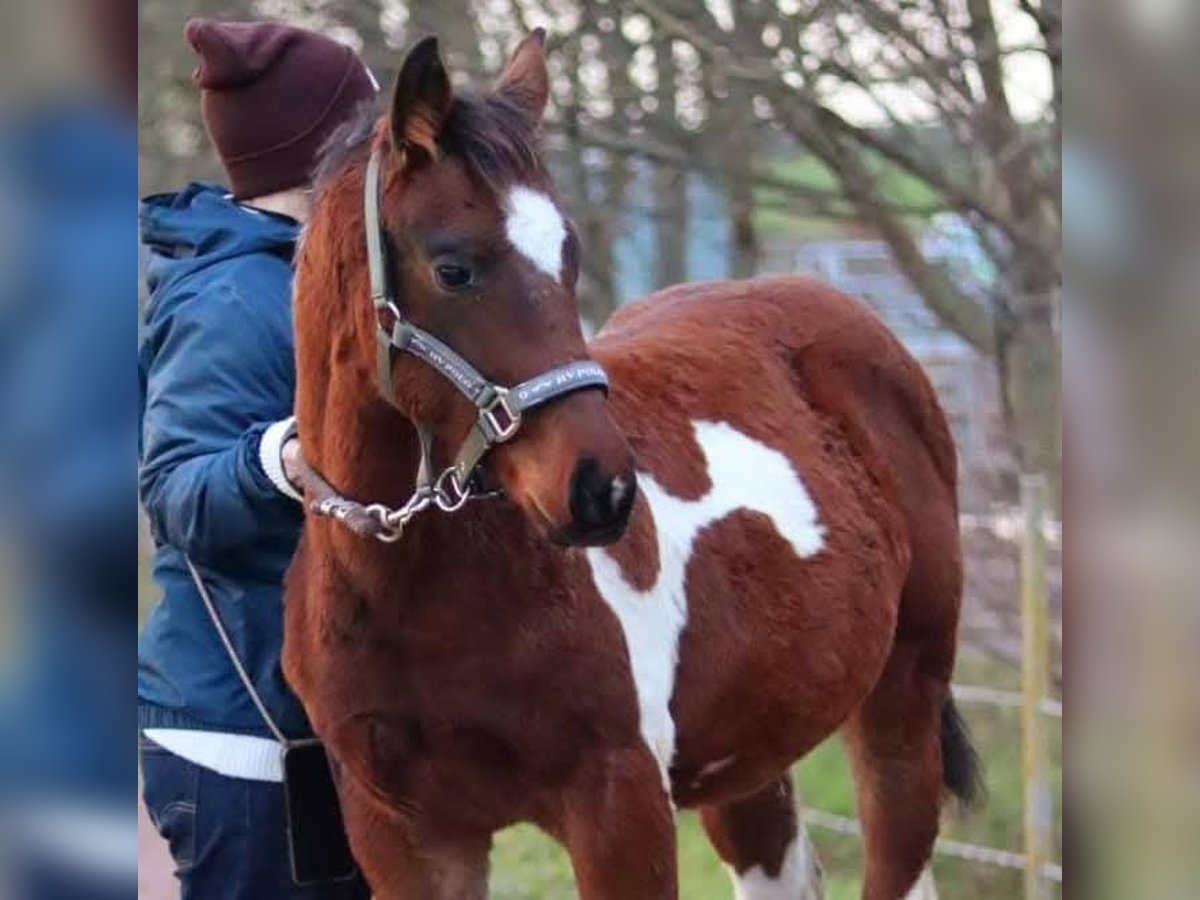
[137,183,310,737]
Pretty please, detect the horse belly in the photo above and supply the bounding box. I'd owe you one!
[669,509,901,806]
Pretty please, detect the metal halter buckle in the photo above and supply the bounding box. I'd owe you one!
[480,388,521,443]
[433,468,471,512]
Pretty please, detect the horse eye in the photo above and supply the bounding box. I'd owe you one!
[434,263,473,291]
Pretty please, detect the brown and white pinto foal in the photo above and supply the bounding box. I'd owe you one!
[284,31,979,900]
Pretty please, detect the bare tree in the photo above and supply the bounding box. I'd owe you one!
[556,1,635,327]
[138,0,1061,504]
[715,3,766,278]
[651,36,689,289]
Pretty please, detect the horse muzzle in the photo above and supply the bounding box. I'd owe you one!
[551,458,637,547]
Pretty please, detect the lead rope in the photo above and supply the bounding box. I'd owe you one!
[185,555,289,746]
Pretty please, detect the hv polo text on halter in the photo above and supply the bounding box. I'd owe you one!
[298,147,609,542]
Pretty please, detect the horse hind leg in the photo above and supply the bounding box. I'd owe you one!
[699,773,824,899]
[841,641,981,900]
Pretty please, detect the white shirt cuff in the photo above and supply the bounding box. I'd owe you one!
[259,416,303,503]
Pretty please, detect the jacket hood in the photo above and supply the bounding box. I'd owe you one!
[139,183,298,295]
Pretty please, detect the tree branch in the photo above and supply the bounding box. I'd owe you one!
[546,121,945,219]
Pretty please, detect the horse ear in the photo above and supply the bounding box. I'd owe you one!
[495,28,549,123]
[389,36,453,164]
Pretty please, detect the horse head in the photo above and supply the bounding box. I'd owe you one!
[305,32,635,546]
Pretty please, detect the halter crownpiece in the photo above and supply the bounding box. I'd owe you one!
[301,148,611,542]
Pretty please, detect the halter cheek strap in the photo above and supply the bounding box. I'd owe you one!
[364,149,609,497]
[300,149,610,541]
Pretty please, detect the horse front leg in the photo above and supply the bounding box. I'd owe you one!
[560,746,678,900]
[338,774,490,900]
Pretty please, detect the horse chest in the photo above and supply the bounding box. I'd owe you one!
[584,420,826,793]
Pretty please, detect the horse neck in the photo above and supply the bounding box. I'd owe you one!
[294,170,540,604]
[309,368,425,521]
[304,367,538,601]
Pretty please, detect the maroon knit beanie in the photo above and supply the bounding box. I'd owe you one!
[185,19,377,199]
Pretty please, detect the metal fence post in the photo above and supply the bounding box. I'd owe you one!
[1020,474,1053,900]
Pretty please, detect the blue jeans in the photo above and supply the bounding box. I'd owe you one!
[139,734,369,900]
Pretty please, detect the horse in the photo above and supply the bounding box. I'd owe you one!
[283,30,979,900]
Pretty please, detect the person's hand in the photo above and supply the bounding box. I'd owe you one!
[281,437,304,495]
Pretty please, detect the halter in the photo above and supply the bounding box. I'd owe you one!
[302,148,610,542]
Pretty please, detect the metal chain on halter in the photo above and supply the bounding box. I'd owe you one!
[357,470,470,543]
[301,424,497,544]
[308,468,470,544]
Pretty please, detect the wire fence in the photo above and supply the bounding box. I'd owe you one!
[951,683,1062,719]
[802,808,1064,884]
[799,678,1065,889]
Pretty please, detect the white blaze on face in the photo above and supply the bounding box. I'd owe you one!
[504,185,566,282]
[585,420,826,794]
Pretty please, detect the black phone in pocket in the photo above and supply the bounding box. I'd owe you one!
[282,739,358,886]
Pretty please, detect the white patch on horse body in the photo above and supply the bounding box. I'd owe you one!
[585,420,825,793]
[727,833,822,900]
[504,186,566,281]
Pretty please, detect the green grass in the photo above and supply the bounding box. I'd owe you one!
[490,815,733,900]
[488,650,1062,899]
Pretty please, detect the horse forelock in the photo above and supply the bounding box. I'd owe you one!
[440,92,545,192]
[313,91,544,199]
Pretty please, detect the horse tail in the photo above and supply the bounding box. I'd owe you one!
[941,696,983,806]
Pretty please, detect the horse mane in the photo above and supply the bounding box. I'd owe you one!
[314,91,544,194]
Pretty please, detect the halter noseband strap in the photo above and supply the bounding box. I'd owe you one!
[302,150,609,540]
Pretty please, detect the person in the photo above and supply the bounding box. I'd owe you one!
[137,19,375,899]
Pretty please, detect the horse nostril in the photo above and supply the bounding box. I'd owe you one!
[569,458,635,534]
